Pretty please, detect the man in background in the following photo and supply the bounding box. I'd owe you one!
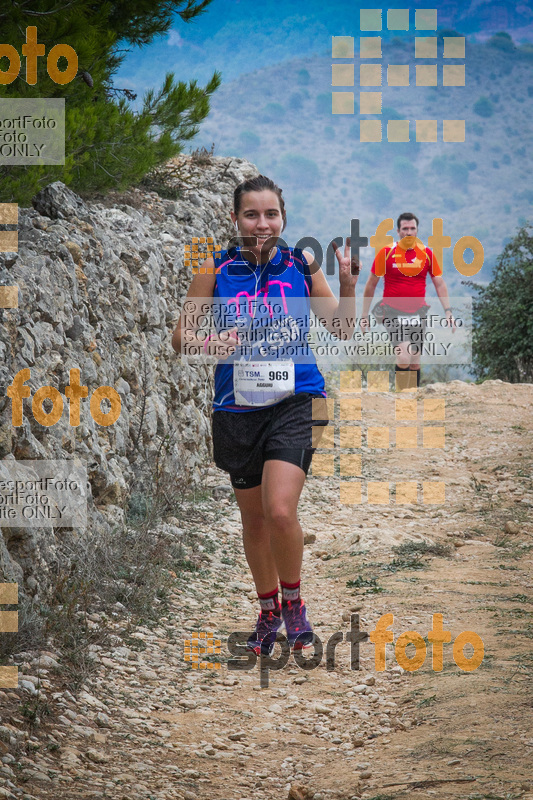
[360,212,455,387]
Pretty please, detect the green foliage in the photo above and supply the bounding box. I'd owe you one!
[520,189,533,204]
[393,540,452,558]
[297,68,311,85]
[436,28,462,41]
[499,60,514,77]
[382,106,405,120]
[362,180,392,208]
[441,192,465,211]
[289,92,304,111]
[466,224,533,382]
[315,93,331,116]
[239,130,261,152]
[448,161,469,184]
[473,96,494,118]
[279,152,320,189]
[431,155,470,189]
[346,576,384,594]
[262,102,285,122]
[488,32,516,53]
[421,364,465,384]
[393,156,416,181]
[388,140,417,158]
[0,0,220,204]
[520,44,533,60]
[356,143,382,166]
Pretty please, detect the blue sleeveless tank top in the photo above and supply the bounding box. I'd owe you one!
[211,245,327,412]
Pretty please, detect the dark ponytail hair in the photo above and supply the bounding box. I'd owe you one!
[233,174,287,231]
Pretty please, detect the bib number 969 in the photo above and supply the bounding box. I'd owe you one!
[269,370,289,381]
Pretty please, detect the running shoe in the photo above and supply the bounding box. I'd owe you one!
[282,599,314,650]
[246,611,283,656]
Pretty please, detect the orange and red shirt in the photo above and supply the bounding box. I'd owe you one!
[370,243,442,313]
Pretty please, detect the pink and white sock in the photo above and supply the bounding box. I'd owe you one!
[280,580,301,604]
[258,587,281,615]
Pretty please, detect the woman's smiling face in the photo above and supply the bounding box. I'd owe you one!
[231,190,284,262]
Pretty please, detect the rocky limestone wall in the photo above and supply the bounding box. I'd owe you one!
[0,155,259,600]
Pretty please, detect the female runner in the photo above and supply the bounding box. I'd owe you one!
[172,175,359,655]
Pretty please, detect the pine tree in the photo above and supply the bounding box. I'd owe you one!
[465,224,533,383]
[0,0,220,203]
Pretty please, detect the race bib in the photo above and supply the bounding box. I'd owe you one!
[398,315,421,326]
[233,360,295,407]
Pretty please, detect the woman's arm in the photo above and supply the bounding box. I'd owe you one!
[306,241,359,339]
[172,258,240,358]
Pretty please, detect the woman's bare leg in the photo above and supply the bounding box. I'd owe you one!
[261,459,307,584]
[233,483,278,594]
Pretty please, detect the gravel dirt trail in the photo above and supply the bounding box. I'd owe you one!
[2,379,532,800]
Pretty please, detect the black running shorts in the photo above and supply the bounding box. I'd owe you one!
[382,309,428,350]
[212,392,329,490]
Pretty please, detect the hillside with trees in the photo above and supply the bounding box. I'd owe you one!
[192,31,533,294]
